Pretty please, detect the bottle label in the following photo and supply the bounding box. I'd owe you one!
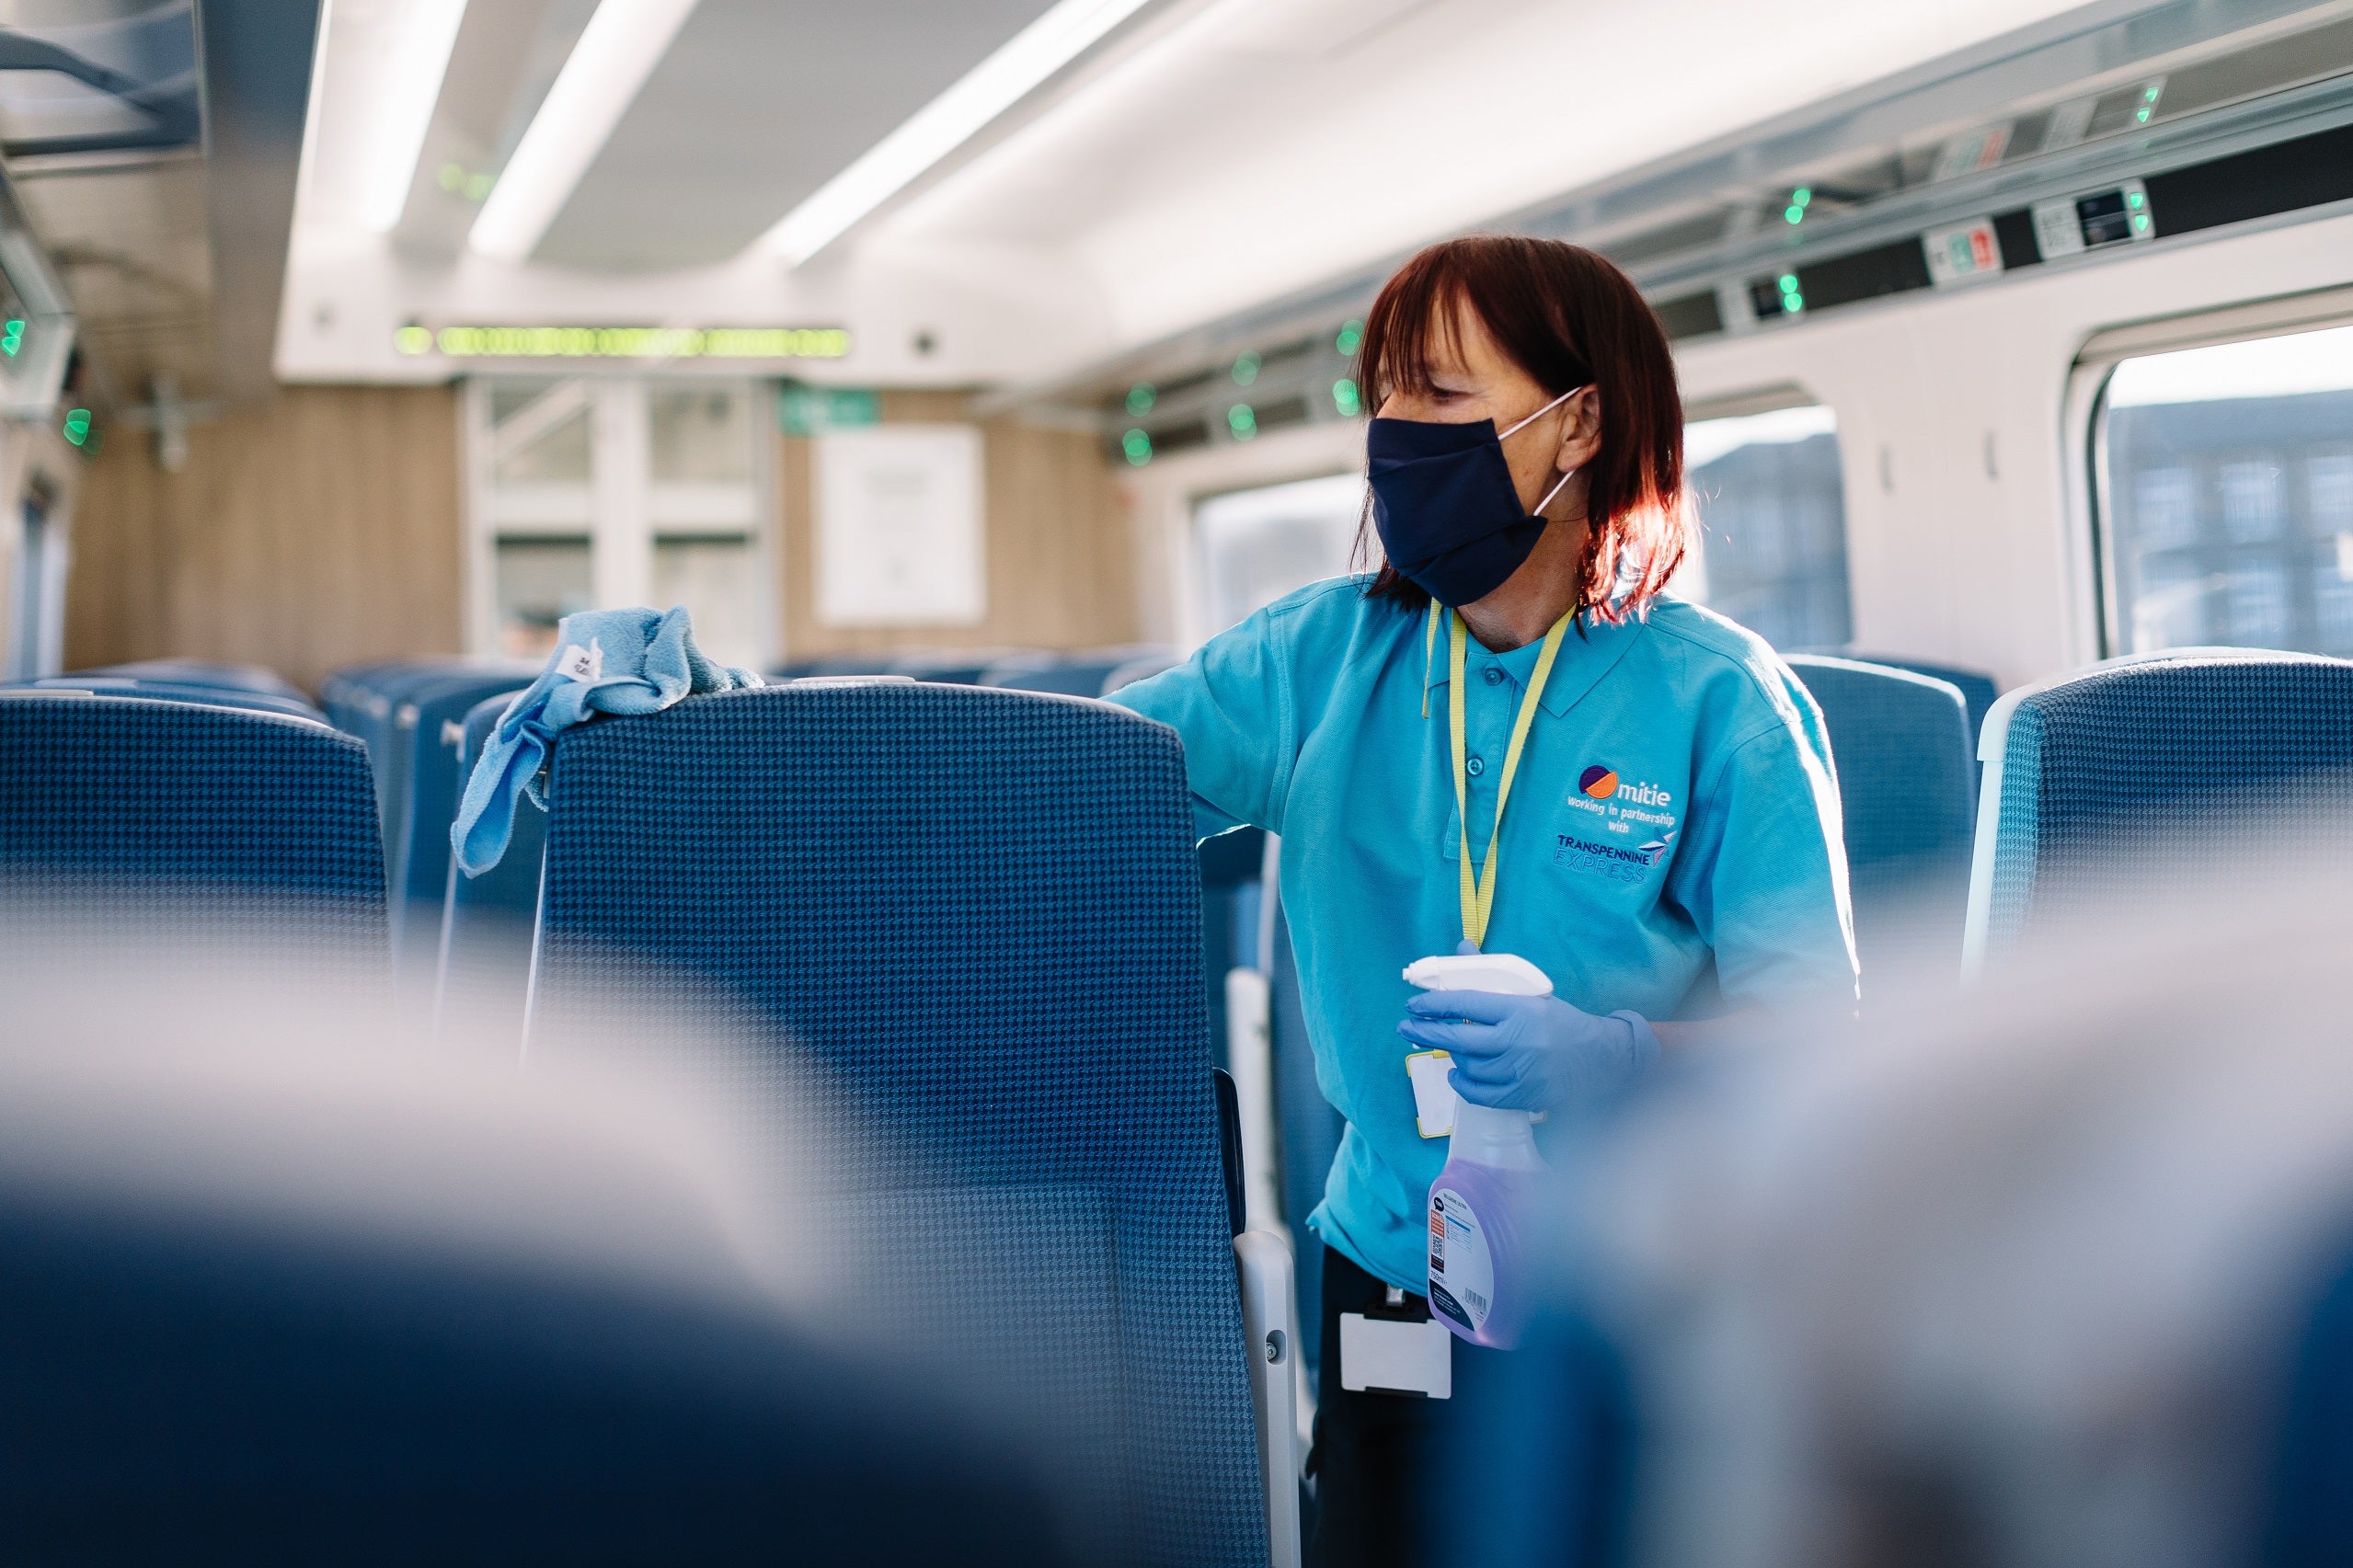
[1428,1186,1493,1333]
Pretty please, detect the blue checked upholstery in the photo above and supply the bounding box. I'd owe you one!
[1268,893,1345,1388]
[1841,653,1998,759]
[0,694,385,953]
[1984,655,2353,954]
[528,682,1266,1566]
[1198,827,1266,1069]
[9,676,323,722]
[433,691,542,1048]
[1787,656,1976,973]
[74,658,310,705]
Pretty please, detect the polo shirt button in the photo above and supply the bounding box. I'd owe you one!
[1482,667,1505,686]
[1466,755,1486,776]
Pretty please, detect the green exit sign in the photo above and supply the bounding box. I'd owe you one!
[778,383,880,435]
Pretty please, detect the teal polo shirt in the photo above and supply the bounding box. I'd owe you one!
[1112,576,1856,1293]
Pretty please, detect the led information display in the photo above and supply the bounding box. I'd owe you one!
[396,326,850,360]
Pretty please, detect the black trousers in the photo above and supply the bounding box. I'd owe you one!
[1307,1247,1507,1568]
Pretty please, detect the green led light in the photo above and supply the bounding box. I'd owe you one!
[1778,273,1800,292]
[1125,383,1155,416]
[1121,428,1152,465]
[62,407,89,446]
[1232,351,1261,387]
[1793,187,1812,205]
[2132,212,2152,233]
[2,318,25,358]
[2135,107,2151,122]
[1228,404,1257,440]
[2144,84,2162,100]
[1335,318,1364,356]
[1332,378,1360,417]
[2127,189,2145,209]
[465,172,493,201]
[1784,293,1805,314]
[394,325,431,355]
[1785,205,1805,224]
[437,162,465,192]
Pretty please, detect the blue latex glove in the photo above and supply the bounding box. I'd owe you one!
[1397,990,1660,1112]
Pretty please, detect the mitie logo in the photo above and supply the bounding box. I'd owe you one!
[1578,763,1671,807]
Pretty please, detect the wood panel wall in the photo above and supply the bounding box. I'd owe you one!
[64,384,464,692]
[774,388,1137,661]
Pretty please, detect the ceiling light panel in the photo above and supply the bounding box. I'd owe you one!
[760,0,1156,268]
[469,0,704,262]
[362,0,473,232]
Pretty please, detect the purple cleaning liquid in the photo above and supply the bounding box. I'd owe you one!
[1427,1101,1545,1349]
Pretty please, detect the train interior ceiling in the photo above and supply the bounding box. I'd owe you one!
[10,0,2353,1562]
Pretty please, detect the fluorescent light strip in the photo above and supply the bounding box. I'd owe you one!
[762,0,1154,267]
[469,0,703,262]
[362,0,473,233]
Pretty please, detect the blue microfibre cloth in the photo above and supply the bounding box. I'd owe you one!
[451,606,762,876]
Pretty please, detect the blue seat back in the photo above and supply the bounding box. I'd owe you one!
[433,690,541,1048]
[0,694,385,951]
[320,658,477,861]
[10,677,323,722]
[388,671,535,968]
[1842,653,1998,756]
[1786,656,1976,974]
[1977,654,2353,956]
[72,658,309,704]
[528,682,1266,1565]
[1268,893,1344,1388]
[2264,1234,2353,1566]
[980,658,1126,697]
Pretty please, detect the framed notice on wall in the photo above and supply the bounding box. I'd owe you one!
[814,424,985,626]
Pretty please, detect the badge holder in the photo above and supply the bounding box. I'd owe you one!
[1339,1287,1453,1399]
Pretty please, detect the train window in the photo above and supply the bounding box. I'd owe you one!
[470,380,771,667]
[1193,472,1364,634]
[2098,323,2353,656]
[1678,404,1854,650]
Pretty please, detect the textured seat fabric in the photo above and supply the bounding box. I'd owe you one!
[75,658,310,705]
[529,682,1266,1566]
[1268,895,1344,1389]
[1786,656,1976,977]
[7,677,323,722]
[0,695,385,957]
[1841,653,1998,759]
[1985,655,2353,955]
[433,692,543,1052]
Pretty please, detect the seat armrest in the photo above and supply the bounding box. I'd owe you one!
[1235,1228,1303,1568]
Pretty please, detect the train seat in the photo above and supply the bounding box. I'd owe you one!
[1104,650,1184,695]
[70,658,311,705]
[1267,891,1345,1390]
[7,676,323,722]
[1963,650,2353,969]
[0,975,1068,1565]
[385,670,536,979]
[0,692,385,959]
[979,645,1179,697]
[433,691,545,1052]
[321,658,487,861]
[1785,655,1978,978]
[523,681,1284,1567]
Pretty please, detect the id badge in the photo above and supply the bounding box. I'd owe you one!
[1339,1311,1453,1398]
[1405,1049,1458,1139]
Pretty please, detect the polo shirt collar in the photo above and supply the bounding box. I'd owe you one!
[1421,608,1649,718]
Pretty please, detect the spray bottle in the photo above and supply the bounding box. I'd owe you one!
[1403,951,1551,1350]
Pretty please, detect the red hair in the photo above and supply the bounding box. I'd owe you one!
[1354,235,1690,622]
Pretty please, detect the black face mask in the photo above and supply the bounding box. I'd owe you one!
[1367,386,1582,606]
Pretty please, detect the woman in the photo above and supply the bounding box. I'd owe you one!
[1113,235,1856,1564]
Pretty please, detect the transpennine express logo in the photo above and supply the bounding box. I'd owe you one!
[1578,764,1619,800]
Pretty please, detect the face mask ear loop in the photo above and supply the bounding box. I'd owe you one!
[1534,464,1578,518]
[1497,383,1584,441]
[1421,597,1442,719]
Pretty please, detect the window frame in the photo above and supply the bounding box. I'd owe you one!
[2075,284,2353,662]
[1678,383,1856,652]
[461,375,776,665]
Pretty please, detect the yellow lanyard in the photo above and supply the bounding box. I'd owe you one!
[1449,607,1571,950]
